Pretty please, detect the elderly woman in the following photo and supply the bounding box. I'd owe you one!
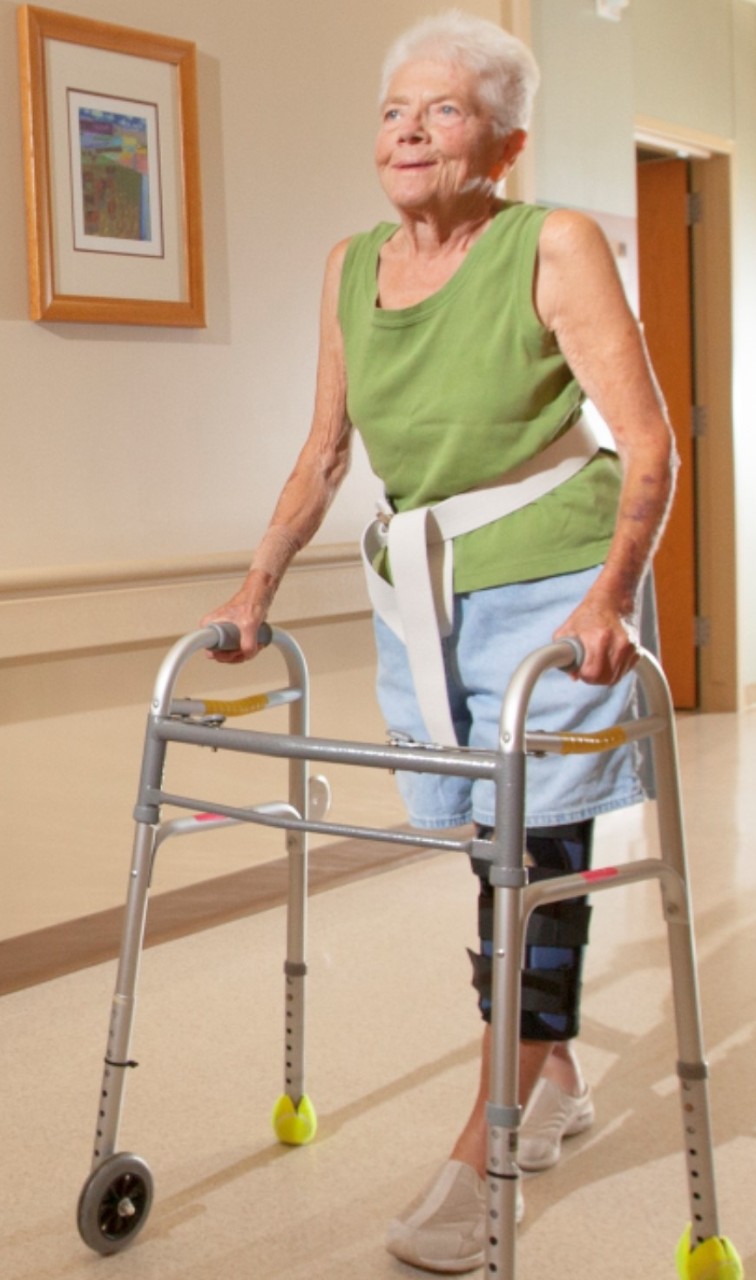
[203,9,675,1274]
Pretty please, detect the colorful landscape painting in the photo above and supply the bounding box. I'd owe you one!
[77,107,152,242]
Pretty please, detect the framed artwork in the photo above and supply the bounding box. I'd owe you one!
[17,6,206,326]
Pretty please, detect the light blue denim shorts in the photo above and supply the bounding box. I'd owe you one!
[374,565,645,830]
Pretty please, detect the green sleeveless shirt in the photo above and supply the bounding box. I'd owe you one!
[338,202,621,591]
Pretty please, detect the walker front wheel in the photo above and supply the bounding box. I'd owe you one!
[77,1153,154,1255]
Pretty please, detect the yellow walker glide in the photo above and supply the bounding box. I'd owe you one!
[75,623,742,1278]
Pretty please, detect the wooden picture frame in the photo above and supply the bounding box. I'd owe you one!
[17,5,206,326]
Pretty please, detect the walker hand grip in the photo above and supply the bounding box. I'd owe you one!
[209,622,273,652]
[561,636,585,671]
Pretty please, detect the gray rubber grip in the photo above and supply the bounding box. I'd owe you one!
[563,637,585,669]
[210,622,272,651]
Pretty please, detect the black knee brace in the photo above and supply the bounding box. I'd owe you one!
[468,821,594,1041]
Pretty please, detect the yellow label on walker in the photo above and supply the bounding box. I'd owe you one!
[202,694,270,717]
[556,727,628,754]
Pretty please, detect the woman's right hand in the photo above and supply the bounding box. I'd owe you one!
[200,571,273,663]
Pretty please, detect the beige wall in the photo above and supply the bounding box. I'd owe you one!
[530,0,637,216]
[1,0,755,938]
[0,613,410,939]
[633,0,735,139]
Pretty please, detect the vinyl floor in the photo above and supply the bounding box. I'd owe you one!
[1,708,755,1279]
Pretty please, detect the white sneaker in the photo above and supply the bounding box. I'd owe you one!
[518,1079,595,1171]
[385,1159,524,1274]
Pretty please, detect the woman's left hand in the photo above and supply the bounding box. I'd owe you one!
[553,594,640,685]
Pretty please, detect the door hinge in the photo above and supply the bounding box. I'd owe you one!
[692,405,708,438]
[687,191,703,226]
[694,616,711,648]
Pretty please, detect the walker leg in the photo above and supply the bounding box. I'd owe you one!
[271,666,317,1146]
[486,879,522,1280]
[91,820,155,1167]
[666,909,742,1277]
[484,806,528,1279]
[271,825,317,1145]
[647,661,743,1277]
[77,820,156,1254]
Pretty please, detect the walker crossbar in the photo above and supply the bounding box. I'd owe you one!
[154,792,472,855]
[75,625,741,1278]
[153,716,498,777]
[152,803,302,851]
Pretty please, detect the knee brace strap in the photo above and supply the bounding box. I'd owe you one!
[467,905,591,1034]
[475,881,592,952]
[520,964,580,1016]
[469,821,594,1039]
[520,971,585,1041]
[526,896,592,949]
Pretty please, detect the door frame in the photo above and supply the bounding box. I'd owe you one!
[635,117,737,711]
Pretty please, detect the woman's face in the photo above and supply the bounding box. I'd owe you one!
[375,59,508,214]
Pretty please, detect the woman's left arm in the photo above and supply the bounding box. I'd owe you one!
[534,209,678,684]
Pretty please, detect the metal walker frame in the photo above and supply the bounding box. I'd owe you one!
[76,622,741,1278]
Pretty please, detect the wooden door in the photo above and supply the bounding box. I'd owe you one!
[636,158,698,708]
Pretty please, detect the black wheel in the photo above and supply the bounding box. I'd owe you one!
[77,1153,154,1255]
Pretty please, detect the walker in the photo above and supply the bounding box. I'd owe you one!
[76,622,742,1278]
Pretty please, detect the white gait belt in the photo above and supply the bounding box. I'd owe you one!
[360,414,601,746]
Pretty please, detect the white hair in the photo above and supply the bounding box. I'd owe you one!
[379,9,540,136]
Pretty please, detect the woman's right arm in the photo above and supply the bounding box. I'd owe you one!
[202,239,353,662]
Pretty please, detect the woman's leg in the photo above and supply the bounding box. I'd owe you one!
[457,820,595,1175]
[541,1039,588,1093]
[450,1026,553,1179]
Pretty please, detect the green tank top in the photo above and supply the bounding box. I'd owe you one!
[338,202,621,591]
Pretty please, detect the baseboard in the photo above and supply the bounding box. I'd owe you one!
[0,829,442,995]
